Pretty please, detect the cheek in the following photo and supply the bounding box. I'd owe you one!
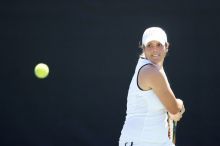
[159,47,167,53]
[144,47,152,52]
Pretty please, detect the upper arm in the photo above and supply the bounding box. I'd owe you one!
[138,65,181,114]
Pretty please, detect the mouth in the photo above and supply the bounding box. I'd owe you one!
[152,54,160,57]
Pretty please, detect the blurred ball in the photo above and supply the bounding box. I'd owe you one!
[34,63,49,79]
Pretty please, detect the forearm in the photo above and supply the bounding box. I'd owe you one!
[169,99,185,121]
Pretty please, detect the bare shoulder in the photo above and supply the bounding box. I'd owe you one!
[138,64,161,90]
[139,64,163,80]
[138,64,165,90]
[139,64,181,114]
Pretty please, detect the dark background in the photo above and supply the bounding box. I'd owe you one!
[1,0,220,146]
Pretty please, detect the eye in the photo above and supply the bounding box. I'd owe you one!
[147,43,153,48]
[156,43,163,47]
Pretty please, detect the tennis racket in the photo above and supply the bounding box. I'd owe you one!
[168,114,177,144]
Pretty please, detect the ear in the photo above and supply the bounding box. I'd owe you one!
[165,42,169,52]
[165,42,169,48]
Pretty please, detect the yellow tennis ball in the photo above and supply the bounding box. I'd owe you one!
[34,63,49,79]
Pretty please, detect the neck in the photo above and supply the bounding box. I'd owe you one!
[150,59,164,70]
[155,63,163,70]
[140,56,164,69]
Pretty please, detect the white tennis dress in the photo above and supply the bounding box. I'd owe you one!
[119,58,175,146]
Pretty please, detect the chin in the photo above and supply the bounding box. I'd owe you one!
[149,58,159,63]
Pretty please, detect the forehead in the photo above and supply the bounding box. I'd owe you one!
[147,40,161,45]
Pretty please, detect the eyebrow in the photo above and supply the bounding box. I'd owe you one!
[148,42,161,45]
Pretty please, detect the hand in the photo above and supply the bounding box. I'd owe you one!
[168,104,185,122]
[168,112,182,122]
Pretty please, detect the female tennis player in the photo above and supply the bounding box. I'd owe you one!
[119,27,185,146]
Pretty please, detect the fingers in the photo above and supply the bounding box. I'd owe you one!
[169,112,182,122]
[168,102,185,122]
[180,104,185,114]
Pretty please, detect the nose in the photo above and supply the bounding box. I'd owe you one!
[152,45,159,51]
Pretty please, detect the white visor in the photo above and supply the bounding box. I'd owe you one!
[142,27,167,46]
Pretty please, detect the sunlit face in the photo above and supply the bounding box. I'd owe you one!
[143,41,168,65]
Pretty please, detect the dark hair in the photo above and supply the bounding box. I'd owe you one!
[138,41,144,49]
